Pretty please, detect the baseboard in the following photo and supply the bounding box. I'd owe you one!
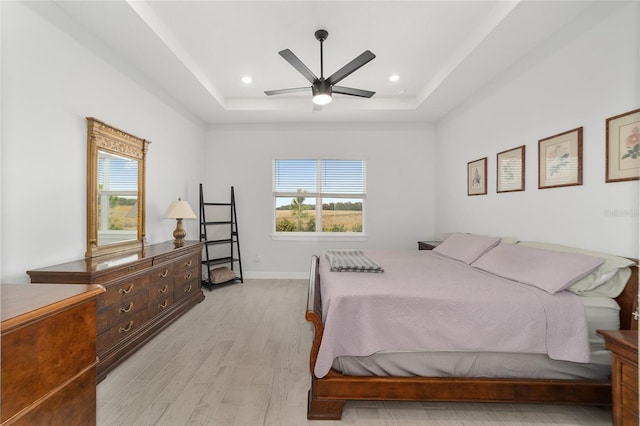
[242,271,308,280]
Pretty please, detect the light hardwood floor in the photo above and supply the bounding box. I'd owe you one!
[97,279,613,425]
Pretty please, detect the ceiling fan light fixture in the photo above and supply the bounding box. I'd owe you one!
[312,82,332,105]
[313,93,332,105]
[266,29,375,104]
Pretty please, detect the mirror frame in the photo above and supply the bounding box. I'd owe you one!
[86,117,149,258]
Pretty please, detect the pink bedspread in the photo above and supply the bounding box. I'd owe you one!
[315,250,590,378]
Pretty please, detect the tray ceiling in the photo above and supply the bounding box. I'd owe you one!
[32,1,603,124]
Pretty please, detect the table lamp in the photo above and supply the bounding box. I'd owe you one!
[163,198,197,248]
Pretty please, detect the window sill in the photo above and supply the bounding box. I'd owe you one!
[271,233,368,242]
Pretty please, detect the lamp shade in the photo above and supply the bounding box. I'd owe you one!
[163,198,197,219]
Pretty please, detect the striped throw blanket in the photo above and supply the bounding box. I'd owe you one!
[325,250,384,273]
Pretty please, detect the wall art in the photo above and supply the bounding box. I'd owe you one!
[606,108,640,182]
[538,127,582,189]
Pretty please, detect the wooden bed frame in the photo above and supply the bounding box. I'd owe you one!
[305,254,639,420]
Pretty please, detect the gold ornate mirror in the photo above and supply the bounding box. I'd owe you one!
[86,118,149,258]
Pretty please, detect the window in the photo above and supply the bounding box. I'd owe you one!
[273,159,366,234]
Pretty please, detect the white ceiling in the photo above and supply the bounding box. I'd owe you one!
[41,1,597,124]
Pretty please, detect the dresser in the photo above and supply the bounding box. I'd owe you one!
[598,330,639,426]
[27,240,204,382]
[1,283,105,425]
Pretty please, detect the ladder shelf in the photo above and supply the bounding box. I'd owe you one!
[199,184,243,290]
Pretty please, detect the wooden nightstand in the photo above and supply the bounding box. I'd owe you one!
[598,330,638,426]
[418,241,442,250]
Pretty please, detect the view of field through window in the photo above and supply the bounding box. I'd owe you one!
[275,195,363,232]
[99,196,138,231]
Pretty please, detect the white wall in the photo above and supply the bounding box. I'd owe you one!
[434,1,640,258]
[1,2,206,283]
[205,123,435,278]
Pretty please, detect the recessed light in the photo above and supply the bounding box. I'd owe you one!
[241,76,252,84]
[389,74,400,82]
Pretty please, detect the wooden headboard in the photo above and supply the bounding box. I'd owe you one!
[615,260,638,330]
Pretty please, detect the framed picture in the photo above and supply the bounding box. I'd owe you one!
[606,108,640,183]
[538,127,583,189]
[497,145,525,193]
[467,157,487,196]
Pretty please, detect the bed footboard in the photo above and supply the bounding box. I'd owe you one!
[306,255,346,420]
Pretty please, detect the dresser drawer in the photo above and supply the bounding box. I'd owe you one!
[173,253,201,300]
[153,248,198,265]
[97,309,149,355]
[177,253,199,270]
[619,390,639,422]
[619,364,638,418]
[8,366,96,426]
[148,264,175,303]
[174,277,199,301]
[1,301,97,423]
[93,259,153,284]
[174,269,199,299]
[149,294,174,318]
[98,274,150,311]
[620,406,639,426]
[97,291,148,332]
[620,361,638,388]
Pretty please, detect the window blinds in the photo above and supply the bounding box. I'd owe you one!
[273,159,366,197]
[98,156,138,192]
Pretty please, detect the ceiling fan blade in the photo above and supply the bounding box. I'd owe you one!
[332,86,375,98]
[264,87,310,96]
[326,50,376,85]
[278,49,318,84]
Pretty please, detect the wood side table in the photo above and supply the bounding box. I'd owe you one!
[418,241,442,250]
[598,330,638,426]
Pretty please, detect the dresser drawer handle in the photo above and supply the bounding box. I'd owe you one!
[184,284,192,293]
[127,266,135,272]
[184,272,192,280]
[120,302,134,313]
[119,284,134,294]
[119,321,134,333]
[158,284,169,294]
[158,300,168,309]
[186,260,193,267]
[160,269,169,278]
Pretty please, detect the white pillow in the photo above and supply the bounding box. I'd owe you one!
[471,243,605,294]
[584,268,632,298]
[433,233,501,264]
[518,241,635,297]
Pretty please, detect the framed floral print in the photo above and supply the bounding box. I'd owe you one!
[606,108,640,183]
[538,127,583,189]
[467,157,487,196]
[497,145,525,193]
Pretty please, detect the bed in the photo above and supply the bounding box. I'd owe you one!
[305,234,639,420]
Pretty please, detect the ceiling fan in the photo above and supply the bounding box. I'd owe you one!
[265,29,376,106]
